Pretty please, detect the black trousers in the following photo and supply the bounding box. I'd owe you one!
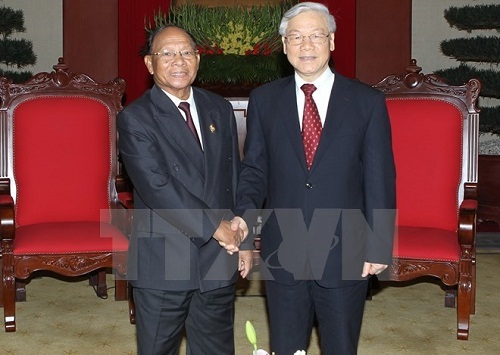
[265,279,368,355]
[133,285,236,355]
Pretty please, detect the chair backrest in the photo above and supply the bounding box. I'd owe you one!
[0,58,125,227]
[373,60,481,232]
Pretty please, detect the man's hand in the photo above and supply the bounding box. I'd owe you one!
[230,216,249,240]
[238,250,254,278]
[213,220,243,255]
[361,262,388,278]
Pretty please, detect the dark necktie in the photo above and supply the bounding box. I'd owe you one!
[178,102,201,148]
[301,84,322,169]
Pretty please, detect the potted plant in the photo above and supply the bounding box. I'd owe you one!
[435,4,500,229]
[0,5,37,82]
[146,0,297,96]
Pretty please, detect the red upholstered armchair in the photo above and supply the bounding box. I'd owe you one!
[373,60,481,340]
[0,58,129,332]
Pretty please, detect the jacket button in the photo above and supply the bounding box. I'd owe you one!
[305,182,313,189]
[173,164,180,171]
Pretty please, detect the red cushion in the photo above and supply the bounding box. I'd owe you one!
[387,98,462,232]
[13,96,112,226]
[393,226,459,262]
[13,221,128,254]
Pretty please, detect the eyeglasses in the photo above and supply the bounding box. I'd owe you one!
[285,33,330,46]
[150,50,199,61]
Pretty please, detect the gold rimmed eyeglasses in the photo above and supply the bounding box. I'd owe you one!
[150,50,199,61]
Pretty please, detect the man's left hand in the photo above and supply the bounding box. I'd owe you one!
[361,262,388,278]
[238,250,254,278]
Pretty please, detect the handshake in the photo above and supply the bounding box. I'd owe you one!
[213,216,249,255]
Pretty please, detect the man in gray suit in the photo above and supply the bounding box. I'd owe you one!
[232,2,396,354]
[117,25,252,355]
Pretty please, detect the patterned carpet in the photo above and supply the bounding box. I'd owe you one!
[0,252,499,354]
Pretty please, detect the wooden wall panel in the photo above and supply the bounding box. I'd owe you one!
[63,0,119,83]
[355,0,412,84]
[61,1,411,94]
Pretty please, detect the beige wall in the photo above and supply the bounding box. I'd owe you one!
[0,0,62,75]
[411,0,496,73]
[411,0,499,145]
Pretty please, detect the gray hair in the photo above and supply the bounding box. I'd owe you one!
[279,2,337,36]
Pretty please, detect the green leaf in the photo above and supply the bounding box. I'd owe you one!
[146,1,298,85]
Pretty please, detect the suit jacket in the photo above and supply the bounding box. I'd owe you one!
[117,84,241,292]
[236,72,396,287]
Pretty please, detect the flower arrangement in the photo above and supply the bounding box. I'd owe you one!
[147,1,297,86]
[246,320,306,355]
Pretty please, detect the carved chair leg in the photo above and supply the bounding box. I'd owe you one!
[457,277,472,340]
[3,261,16,331]
[114,278,128,301]
[96,270,108,298]
[89,270,108,298]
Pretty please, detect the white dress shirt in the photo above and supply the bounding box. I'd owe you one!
[295,68,335,130]
[163,88,204,149]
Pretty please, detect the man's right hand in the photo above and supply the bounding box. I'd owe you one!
[213,220,244,255]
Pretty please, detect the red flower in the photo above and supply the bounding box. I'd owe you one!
[197,45,224,55]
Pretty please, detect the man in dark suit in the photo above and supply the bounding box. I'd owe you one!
[117,25,252,355]
[232,2,396,354]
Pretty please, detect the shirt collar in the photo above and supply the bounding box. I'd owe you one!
[161,87,195,108]
[295,67,334,90]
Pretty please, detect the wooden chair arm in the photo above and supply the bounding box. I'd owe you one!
[458,199,478,246]
[0,194,15,241]
[463,182,478,200]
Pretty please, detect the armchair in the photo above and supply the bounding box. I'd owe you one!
[0,58,129,332]
[373,59,481,340]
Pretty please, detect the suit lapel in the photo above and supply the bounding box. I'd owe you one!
[310,73,349,172]
[193,89,225,201]
[150,86,205,180]
[277,78,309,173]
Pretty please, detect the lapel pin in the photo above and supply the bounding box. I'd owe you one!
[209,123,216,133]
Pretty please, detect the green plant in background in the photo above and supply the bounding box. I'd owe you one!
[147,1,297,85]
[0,6,37,83]
[435,4,500,136]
